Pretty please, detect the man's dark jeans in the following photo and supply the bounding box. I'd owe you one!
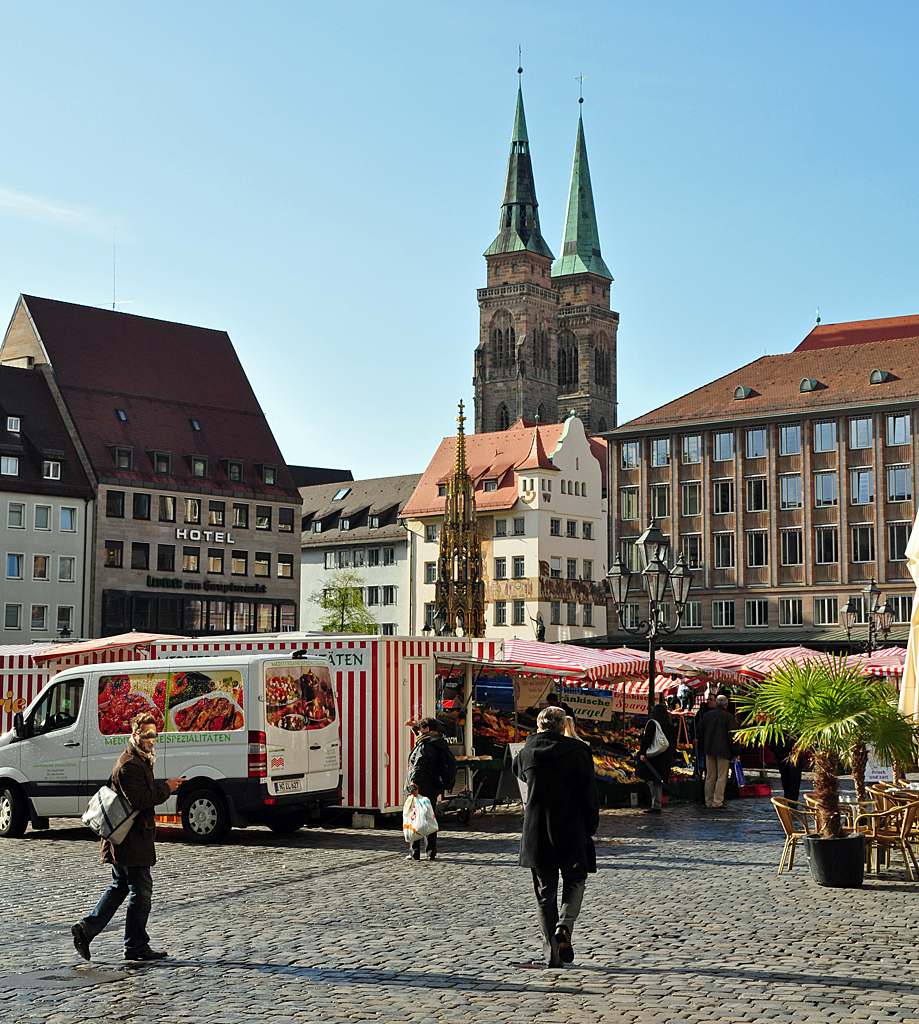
[80,865,153,954]
[531,866,586,966]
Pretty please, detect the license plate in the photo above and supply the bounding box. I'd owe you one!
[272,779,302,794]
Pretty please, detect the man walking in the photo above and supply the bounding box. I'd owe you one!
[513,706,599,968]
[71,711,183,961]
[406,717,457,861]
[697,694,738,809]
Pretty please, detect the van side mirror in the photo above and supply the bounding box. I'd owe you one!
[13,712,25,739]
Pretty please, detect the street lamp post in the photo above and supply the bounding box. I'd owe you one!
[605,522,695,716]
[842,578,895,655]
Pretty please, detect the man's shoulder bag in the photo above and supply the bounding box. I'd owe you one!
[82,785,138,845]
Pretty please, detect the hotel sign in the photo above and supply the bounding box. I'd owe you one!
[175,529,235,543]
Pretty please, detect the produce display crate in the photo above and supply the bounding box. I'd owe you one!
[738,783,772,798]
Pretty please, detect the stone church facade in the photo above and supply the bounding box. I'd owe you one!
[474,80,618,436]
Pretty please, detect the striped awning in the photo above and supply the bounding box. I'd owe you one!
[502,640,648,682]
[31,632,182,664]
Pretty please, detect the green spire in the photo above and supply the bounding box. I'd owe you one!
[484,84,554,259]
[551,113,612,280]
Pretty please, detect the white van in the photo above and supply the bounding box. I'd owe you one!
[0,653,341,843]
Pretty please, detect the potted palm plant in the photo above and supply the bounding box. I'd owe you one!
[734,655,918,888]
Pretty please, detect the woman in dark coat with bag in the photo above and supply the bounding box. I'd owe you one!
[636,702,676,814]
[513,706,599,967]
[71,711,182,962]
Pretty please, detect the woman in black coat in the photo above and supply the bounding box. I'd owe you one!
[636,703,676,814]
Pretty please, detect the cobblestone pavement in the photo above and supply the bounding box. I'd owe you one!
[2,778,917,1023]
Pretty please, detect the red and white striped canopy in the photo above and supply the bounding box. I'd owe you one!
[502,640,648,682]
[737,646,826,681]
[849,647,906,680]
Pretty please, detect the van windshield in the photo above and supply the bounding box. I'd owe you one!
[27,679,84,736]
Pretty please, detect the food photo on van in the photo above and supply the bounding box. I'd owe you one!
[0,654,342,843]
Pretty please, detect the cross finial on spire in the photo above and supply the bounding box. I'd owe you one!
[457,399,465,434]
[576,74,586,105]
[518,46,522,76]
[816,307,821,325]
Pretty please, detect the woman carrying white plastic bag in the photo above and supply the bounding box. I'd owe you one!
[404,717,455,861]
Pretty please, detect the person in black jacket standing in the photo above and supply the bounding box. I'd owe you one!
[513,706,599,968]
[697,695,738,809]
[406,718,457,861]
[636,703,676,813]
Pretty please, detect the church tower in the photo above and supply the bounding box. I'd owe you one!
[474,80,618,435]
[550,107,618,434]
[474,74,560,434]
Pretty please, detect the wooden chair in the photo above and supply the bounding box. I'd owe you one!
[854,796,919,879]
[771,797,817,874]
[803,792,874,828]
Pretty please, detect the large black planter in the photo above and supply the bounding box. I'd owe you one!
[802,833,866,888]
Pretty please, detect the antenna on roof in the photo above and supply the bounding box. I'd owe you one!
[110,227,133,312]
[815,307,821,325]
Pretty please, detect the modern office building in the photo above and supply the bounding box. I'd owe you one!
[604,314,919,650]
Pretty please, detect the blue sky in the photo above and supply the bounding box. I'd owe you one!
[2,2,918,477]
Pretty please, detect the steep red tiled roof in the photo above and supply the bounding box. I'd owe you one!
[401,420,606,517]
[796,314,919,351]
[20,296,298,498]
[517,426,558,472]
[0,365,94,498]
[615,333,919,433]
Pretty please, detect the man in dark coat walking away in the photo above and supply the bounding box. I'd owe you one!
[71,712,183,961]
[513,706,599,968]
[697,695,738,809]
[406,718,457,861]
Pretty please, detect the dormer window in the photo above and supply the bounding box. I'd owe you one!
[116,409,127,422]
[340,518,350,531]
[484,479,498,492]
[152,451,171,475]
[43,461,61,480]
[191,457,208,479]
[437,484,447,497]
[226,460,244,482]
[190,418,201,431]
[312,520,322,533]
[800,378,819,393]
[261,464,277,485]
[369,515,380,529]
[733,386,752,401]
[870,369,890,385]
[114,447,133,470]
[6,416,20,433]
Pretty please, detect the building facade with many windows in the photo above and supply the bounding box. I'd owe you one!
[1,365,94,642]
[299,475,422,635]
[605,315,919,649]
[402,414,608,640]
[1,295,301,636]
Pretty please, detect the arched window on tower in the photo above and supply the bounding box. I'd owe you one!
[497,404,510,431]
[597,416,608,433]
[595,332,611,390]
[491,310,516,368]
[537,403,547,425]
[534,323,549,375]
[558,330,578,391]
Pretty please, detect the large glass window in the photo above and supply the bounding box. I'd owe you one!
[746,478,767,512]
[233,503,249,529]
[779,424,802,456]
[620,441,640,470]
[780,475,802,509]
[711,600,734,627]
[650,485,670,519]
[6,553,23,579]
[513,600,526,626]
[713,533,735,568]
[713,480,734,514]
[494,557,507,580]
[886,414,911,446]
[682,435,702,464]
[184,498,201,524]
[745,600,769,627]
[682,483,701,517]
[814,421,837,452]
[779,598,803,626]
[104,541,123,568]
[713,432,734,461]
[746,531,768,567]
[620,488,639,521]
[620,539,639,572]
[182,547,200,573]
[133,493,151,520]
[745,428,767,459]
[513,556,526,579]
[851,525,875,563]
[494,600,506,626]
[815,528,838,564]
[887,465,912,503]
[814,597,838,626]
[780,530,803,566]
[849,417,873,449]
[650,438,670,467]
[814,472,838,507]
[850,469,874,504]
[889,522,910,562]
[158,545,175,572]
[159,495,176,522]
[682,535,702,568]
[106,491,125,518]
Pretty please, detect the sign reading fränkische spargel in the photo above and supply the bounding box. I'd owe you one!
[565,693,616,721]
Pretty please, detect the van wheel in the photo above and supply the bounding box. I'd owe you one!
[0,786,28,838]
[456,808,471,825]
[181,789,230,844]
[264,809,306,834]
